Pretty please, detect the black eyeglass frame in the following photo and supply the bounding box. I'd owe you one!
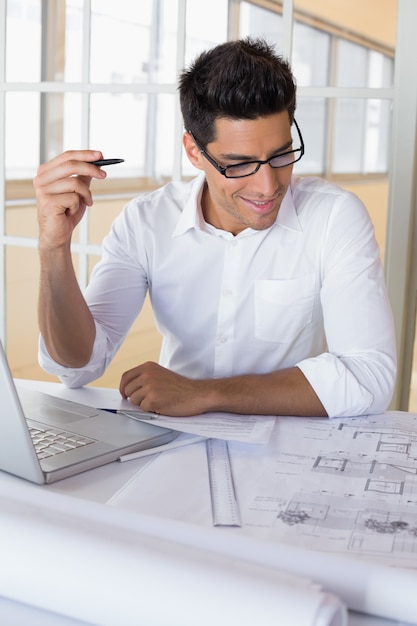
[189,119,305,179]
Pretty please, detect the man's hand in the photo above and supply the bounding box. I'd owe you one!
[119,361,206,417]
[34,149,107,251]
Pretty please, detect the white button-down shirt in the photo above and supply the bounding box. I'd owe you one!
[39,173,396,417]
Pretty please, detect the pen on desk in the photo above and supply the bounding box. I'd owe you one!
[91,158,124,166]
[99,409,155,420]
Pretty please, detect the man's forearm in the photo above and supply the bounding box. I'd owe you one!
[119,361,328,417]
[198,366,328,417]
[38,245,96,368]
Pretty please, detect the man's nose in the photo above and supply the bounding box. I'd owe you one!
[251,162,283,194]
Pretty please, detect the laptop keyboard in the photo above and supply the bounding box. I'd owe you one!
[29,425,95,459]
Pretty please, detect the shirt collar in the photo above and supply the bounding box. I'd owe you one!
[173,173,207,237]
[275,182,303,232]
[173,173,302,237]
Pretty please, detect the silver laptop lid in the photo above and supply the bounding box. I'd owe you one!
[0,341,44,483]
[0,340,177,484]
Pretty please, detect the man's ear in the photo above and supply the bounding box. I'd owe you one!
[183,132,204,170]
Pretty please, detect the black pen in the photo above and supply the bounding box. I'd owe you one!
[98,408,155,420]
[91,158,124,166]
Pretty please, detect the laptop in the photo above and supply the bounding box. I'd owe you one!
[0,341,177,484]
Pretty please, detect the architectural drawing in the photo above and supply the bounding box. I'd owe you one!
[239,412,417,567]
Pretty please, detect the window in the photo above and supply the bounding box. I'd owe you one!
[239,0,394,178]
[0,0,229,371]
[239,1,283,48]
[292,21,330,87]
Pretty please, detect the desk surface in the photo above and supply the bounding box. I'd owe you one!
[0,380,414,626]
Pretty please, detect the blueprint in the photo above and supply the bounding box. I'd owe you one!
[109,410,417,569]
[234,411,417,568]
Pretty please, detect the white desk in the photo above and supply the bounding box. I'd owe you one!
[0,380,415,626]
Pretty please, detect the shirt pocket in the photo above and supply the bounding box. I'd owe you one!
[254,275,316,343]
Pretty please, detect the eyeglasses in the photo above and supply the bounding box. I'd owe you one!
[190,119,304,179]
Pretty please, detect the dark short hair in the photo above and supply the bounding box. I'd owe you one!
[178,37,297,148]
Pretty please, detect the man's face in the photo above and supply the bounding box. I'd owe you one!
[183,111,295,235]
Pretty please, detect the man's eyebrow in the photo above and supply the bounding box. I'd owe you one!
[218,139,293,162]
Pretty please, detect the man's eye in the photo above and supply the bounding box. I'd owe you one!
[227,162,254,173]
[270,152,295,166]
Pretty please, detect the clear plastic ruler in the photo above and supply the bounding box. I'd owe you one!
[206,438,242,527]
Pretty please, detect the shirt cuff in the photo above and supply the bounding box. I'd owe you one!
[38,322,110,388]
[296,353,374,418]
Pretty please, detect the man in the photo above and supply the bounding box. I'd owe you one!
[34,38,396,418]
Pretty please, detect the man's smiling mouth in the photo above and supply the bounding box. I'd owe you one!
[241,195,279,213]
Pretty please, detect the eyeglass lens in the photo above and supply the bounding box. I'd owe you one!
[224,150,302,178]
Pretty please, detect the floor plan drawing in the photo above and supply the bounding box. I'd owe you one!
[110,410,417,568]
[235,412,417,567]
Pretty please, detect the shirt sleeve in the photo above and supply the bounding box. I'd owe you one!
[38,321,112,388]
[296,189,396,418]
